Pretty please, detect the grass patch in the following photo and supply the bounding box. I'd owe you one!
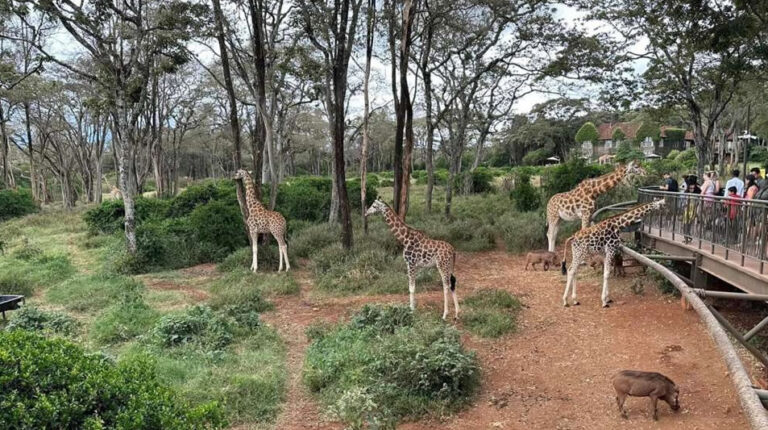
[462,289,522,338]
[91,300,160,345]
[0,251,75,297]
[303,304,479,428]
[218,245,284,273]
[46,273,145,313]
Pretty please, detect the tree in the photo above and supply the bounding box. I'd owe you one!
[611,127,625,143]
[590,0,760,173]
[297,0,363,249]
[614,141,643,163]
[360,0,375,233]
[9,0,207,252]
[634,122,660,144]
[575,121,599,143]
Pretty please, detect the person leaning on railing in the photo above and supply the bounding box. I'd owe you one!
[751,167,768,200]
[682,181,700,244]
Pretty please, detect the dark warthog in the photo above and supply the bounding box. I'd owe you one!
[612,370,680,421]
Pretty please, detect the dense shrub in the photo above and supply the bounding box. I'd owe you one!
[274,177,331,222]
[167,180,237,217]
[303,305,479,427]
[543,159,608,197]
[509,174,541,212]
[635,122,660,144]
[413,169,449,185]
[189,200,247,255]
[6,306,79,336]
[666,149,681,160]
[675,148,698,170]
[750,146,768,164]
[664,127,686,143]
[522,148,549,166]
[0,330,225,429]
[575,121,599,143]
[612,127,626,142]
[0,189,38,221]
[91,301,159,344]
[83,197,172,235]
[291,223,341,258]
[151,305,234,351]
[454,167,494,193]
[614,142,644,163]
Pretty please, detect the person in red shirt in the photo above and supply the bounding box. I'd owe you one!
[726,186,741,245]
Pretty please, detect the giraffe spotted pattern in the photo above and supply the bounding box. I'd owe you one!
[561,199,665,308]
[546,161,646,252]
[234,169,290,272]
[366,198,460,320]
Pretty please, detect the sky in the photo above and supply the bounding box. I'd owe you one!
[43,2,647,118]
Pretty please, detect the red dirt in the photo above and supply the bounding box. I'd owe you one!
[262,250,753,430]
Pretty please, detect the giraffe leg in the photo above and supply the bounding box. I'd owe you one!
[547,218,559,252]
[451,276,460,320]
[602,253,613,308]
[250,232,259,272]
[439,269,451,320]
[276,234,284,272]
[581,213,591,230]
[564,250,582,307]
[407,265,417,311]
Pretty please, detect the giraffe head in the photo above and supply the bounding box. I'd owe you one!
[365,198,389,217]
[625,160,647,178]
[233,169,251,181]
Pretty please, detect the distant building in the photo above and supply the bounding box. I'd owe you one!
[586,122,695,161]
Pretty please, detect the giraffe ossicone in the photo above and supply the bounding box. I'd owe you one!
[545,161,646,252]
[560,198,665,308]
[366,198,460,320]
[234,169,290,272]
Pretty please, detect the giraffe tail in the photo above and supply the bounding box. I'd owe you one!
[561,236,574,275]
[450,250,457,291]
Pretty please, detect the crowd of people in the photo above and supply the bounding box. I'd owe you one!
[659,168,768,246]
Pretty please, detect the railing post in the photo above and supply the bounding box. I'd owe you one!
[760,205,767,274]
[741,200,749,266]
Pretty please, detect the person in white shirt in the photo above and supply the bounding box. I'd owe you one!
[725,169,744,197]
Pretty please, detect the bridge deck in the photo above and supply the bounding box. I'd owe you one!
[640,226,768,295]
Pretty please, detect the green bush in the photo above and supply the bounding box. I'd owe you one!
[303,305,479,427]
[11,246,42,261]
[543,158,608,197]
[167,180,237,218]
[414,169,449,185]
[509,174,541,212]
[666,149,681,159]
[635,122,660,144]
[0,188,38,221]
[522,148,549,166]
[189,200,247,256]
[151,305,234,351]
[6,306,79,336]
[750,146,768,164]
[612,127,626,142]
[350,304,414,334]
[83,197,172,235]
[462,289,522,338]
[664,127,686,143]
[675,148,698,170]
[575,121,599,143]
[291,223,341,258]
[0,331,225,429]
[273,176,378,222]
[454,167,493,194]
[614,142,644,163]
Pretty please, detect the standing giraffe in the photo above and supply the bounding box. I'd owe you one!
[560,199,665,308]
[365,198,460,320]
[233,169,290,272]
[546,161,646,252]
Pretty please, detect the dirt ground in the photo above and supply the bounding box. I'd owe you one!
[243,250,752,429]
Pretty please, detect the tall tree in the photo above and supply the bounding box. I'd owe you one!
[298,0,363,249]
[360,0,375,233]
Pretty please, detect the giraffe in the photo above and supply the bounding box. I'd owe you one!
[365,198,460,320]
[103,176,122,200]
[233,169,290,272]
[560,198,665,308]
[546,161,646,252]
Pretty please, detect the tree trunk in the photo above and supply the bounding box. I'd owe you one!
[396,0,417,219]
[361,0,375,233]
[389,0,402,213]
[23,103,38,201]
[212,0,251,244]
[420,0,434,212]
[0,102,15,189]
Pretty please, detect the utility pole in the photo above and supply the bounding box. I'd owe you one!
[742,103,751,181]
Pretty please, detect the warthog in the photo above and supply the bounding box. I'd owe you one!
[525,251,558,271]
[612,370,680,421]
[587,253,625,277]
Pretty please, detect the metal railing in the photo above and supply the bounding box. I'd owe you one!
[637,188,768,273]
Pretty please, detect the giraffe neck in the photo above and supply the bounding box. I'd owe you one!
[381,205,410,245]
[611,201,658,229]
[242,174,266,215]
[582,165,627,198]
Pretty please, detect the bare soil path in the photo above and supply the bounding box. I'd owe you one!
[258,251,753,429]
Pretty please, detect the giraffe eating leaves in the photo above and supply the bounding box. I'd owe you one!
[546,161,646,252]
[365,198,460,320]
[560,199,665,308]
[234,169,290,272]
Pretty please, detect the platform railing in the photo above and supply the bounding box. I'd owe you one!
[637,188,768,273]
